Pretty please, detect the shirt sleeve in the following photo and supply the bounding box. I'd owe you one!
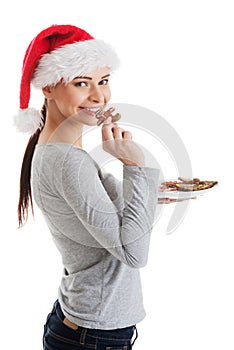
[97,170,124,214]
[55,147,160,268]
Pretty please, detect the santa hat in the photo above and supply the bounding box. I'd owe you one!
[14,24,120,134]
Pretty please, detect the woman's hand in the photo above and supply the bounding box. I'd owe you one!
[101,119,145,167]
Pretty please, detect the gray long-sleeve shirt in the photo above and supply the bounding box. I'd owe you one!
[32,142,159,329]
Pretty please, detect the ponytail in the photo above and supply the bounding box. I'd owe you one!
[17,101,47,227]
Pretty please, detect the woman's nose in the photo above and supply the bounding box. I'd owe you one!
[89,86,105,103]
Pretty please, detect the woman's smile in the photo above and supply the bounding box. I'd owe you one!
[79,106,104,116]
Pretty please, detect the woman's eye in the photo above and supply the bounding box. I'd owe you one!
[99,79,109,85]
[74,81,87,87]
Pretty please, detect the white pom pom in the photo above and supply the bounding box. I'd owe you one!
[13,108,44,135]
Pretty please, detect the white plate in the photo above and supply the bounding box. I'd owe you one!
[158,183,218,199]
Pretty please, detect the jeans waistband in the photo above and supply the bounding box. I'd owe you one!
[54,300,67,321]
[52,299,138,345]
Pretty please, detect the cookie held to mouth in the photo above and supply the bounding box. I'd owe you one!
[95,107,121,126]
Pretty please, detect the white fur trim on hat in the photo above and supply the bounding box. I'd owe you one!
[32,39,120,88]
[13,108,44,134]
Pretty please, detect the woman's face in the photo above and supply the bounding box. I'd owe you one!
[45,66,111,126]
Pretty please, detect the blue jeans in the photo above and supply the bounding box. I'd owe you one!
[43,300,138,349]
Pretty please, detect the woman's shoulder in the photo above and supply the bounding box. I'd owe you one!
[34,142,98,173]
[35,142,87,160]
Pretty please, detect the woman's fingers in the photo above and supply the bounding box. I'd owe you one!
[103,122,132,141]
[122,130,132,140]
[102,119,114,141]
[102,122,130,142]
[113,124,133,140]
[101,122,144,165]
[112,125,124,139]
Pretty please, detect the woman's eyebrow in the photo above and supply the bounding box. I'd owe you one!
[73,74,110,80]
[101,74,110,79]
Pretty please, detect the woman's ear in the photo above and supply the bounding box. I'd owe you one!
[42,86,55,99]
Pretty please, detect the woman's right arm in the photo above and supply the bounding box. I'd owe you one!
[54,140,159,268]
[49,121,159,268]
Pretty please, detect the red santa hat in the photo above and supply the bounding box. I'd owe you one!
[14,24,120,134]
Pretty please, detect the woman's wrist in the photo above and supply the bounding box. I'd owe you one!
[121,158,145,167]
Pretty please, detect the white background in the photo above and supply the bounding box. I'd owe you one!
[1,1,233,349]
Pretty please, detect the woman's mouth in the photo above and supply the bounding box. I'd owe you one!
[79,106,103,116]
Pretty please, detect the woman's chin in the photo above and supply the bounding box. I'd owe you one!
[67,110,98,126]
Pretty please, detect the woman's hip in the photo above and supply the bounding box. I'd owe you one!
[43,300,138,350]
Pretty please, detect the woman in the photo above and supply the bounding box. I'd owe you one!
[15,24,159,350]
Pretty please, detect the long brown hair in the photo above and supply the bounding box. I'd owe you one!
[17,102,47,227]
